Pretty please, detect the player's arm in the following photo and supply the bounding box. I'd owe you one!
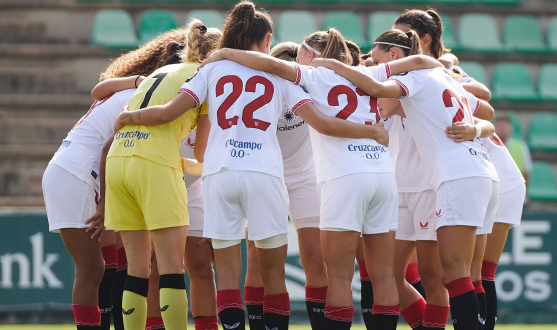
[91,76,146,101]
[295,103,389,146]
[446,118,495,143]
[203,48,298,82]
[85,134,114,241]
[194,114,210,163]
[378,98,405,118]
[462,80,492,103]
[438,53,459,67]
[114,93,198,132]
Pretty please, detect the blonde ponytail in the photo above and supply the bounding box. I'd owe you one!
[304,28,352,65]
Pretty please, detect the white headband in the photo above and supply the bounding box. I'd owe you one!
[302,41,322,55]
[373,41,411,50]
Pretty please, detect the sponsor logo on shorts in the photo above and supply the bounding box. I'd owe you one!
[420,222,429,229]
[436,209,442,218]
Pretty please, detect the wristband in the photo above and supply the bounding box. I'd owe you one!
[475,124,482,138]
[134,75,140,88]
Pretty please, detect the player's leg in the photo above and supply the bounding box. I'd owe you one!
[203,169,246,330]
[363,172,400,330]
[406,251,426,299]
[43,164,105,330]
[146,251,164,330]
[150,226,189,330]
[416,241,449,330]
[483,183,524,330]
[473,181,499,330]
[245,238,265,330]
[482,223,510,330]
[120,230,152,330]
[185,236,218,330]
[395,240,425,330]
[111,233,127,330]
[435,177,495,330]
[322,230,361,330]
[61,228,105,330]
[356,238,373,329]
[99,231,118,330]
[296,225,328,330]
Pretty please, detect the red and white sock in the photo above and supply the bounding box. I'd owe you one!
[423,304,450,330]
[263,292,290,330]
[401,297,426,329]
[73,304,101,329]
[145,316,164,330]
[193,316,218,330]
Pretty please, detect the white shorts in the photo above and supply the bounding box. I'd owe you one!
[495,183,526,228]
[396,190,437,241]
[435,177,499,233]
[285,175,320,229]
[203,169,289,241]
[187,180,204,237]
[320,172,398,234]
[42,164,98,233]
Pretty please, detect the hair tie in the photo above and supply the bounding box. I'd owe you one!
[374,41,411,50]
[302,41,322,55]
[198,25,207,33]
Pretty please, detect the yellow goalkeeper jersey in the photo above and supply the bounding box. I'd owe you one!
[108,63,207,170]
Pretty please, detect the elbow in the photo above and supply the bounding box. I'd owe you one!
[91,88,102,101]
[315,121,335,136]
[194,149,204,163]
[482,89,492,102]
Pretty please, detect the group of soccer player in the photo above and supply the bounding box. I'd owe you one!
[42,1,527,330]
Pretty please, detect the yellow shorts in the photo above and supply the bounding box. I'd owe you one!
[105,156,189,231]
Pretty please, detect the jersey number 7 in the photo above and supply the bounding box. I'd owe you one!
[216,75,273,131]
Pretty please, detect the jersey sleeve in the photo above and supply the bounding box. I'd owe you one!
[464,91,481,115]
[179,68,208,108]
[294,64,318,90]
[356,63,391,82]
[283,80,313,114]
[389,71,422,99]
[199,101,209,115]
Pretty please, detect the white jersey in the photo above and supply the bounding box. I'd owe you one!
[49,89,135,191]
[395,118,434,192]
[390,68,499,189]
[181,60,312,179]
[480,134,525,193]
[294,63,394,183]
[276,105,314,180]
[382,115,401,170]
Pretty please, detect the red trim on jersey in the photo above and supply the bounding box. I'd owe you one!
[473,97,481,115]
[391,79,409,98]
[179,88,200,108]
[291,99,313,113]
[295,65,301,85]
[385,63,391,79]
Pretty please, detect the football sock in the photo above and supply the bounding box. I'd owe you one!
[193,316,219,330]
[474,281,487,330]
[122,275,149,330]
[422,304,450,330]
[445,277,478,330]
[324,305,354,330]
[244,286,264,330]
[217,289,245,330]
[111,247,128,330]
[401,297,426,329]
[482,261,498,330]
[371,304,400,330]
[145,316,165,330]
[99,245,117,330]
[73,304,101,330]
[406,263,426,299]
[358,262,374,329]
[263,292,290,330]
[159,274,188,330]
[305,285,327,330]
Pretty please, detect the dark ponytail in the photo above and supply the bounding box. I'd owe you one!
[394,9,449,58]
[345,40,361,66]
[373,29,422,57]
[304,28,352,65]
[220,1,273,51]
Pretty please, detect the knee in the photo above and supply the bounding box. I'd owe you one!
[187,259,215,282]
[76,258,105,285]
[418,266,440,288]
